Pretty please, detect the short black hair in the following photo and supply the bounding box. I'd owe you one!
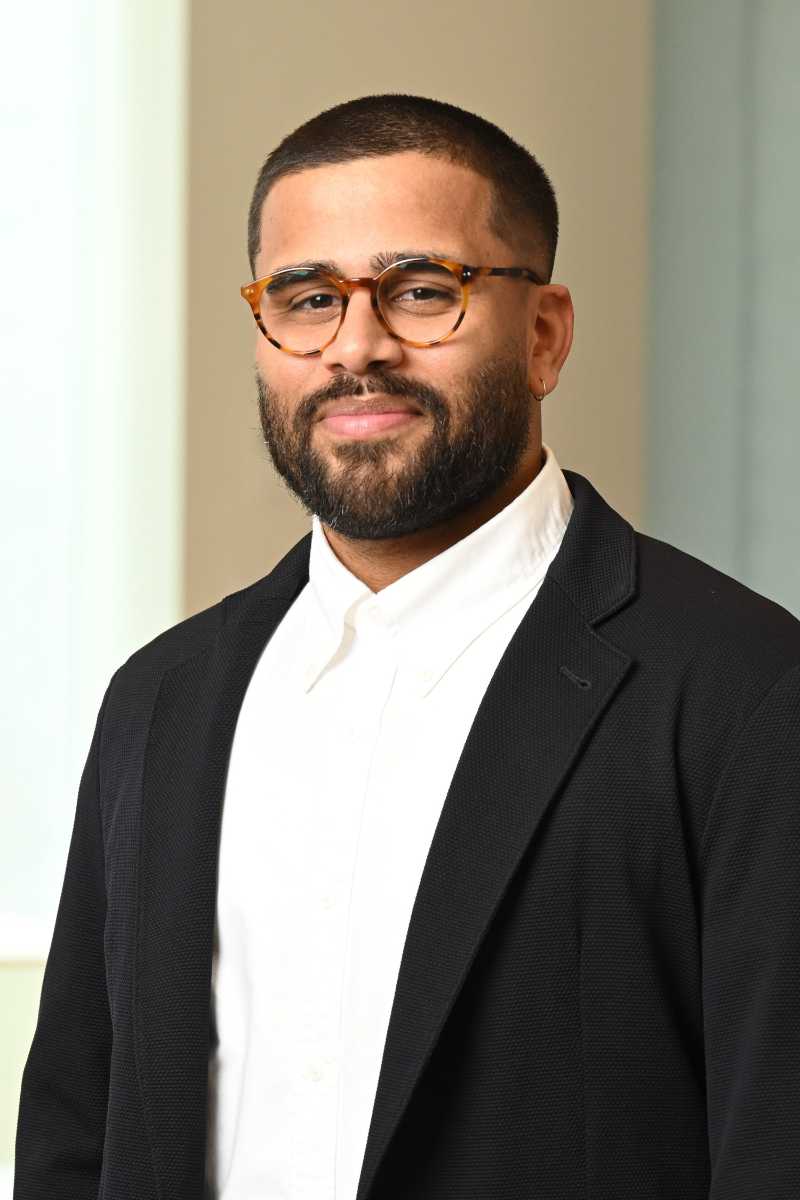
[246,93,559,281]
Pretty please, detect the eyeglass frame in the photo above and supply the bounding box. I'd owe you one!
[239,255,547,356]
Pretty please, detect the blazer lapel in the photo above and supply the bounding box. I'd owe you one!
[134,544,311,1200]
[134,468,637,1200]
[355,470,638,1200]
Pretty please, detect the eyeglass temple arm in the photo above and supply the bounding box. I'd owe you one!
[462,265,546,285]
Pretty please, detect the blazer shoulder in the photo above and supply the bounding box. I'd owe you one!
[632,529,800,676]
[111,570,276,685]
[99,532,312,739]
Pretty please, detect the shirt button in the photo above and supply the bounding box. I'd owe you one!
[307,1063,324,1082]
[321,894,335,910]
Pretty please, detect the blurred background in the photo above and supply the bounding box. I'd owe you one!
[1,0,798,1188]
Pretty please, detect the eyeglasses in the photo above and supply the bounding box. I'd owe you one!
[240,255,545,356]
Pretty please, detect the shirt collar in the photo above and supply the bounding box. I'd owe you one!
[301,443,573,696]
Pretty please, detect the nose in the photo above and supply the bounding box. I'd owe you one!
[319,287,404,374]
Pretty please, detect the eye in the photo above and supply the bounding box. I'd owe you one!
[384,279,460,315]
[261,274,343,325]
[393,285,451,303]
[290,291,339,311]
[380,260,462,314]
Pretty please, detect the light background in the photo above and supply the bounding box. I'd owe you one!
[2,0,798,1186]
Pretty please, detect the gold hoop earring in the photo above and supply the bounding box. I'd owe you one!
[534,376,547,401]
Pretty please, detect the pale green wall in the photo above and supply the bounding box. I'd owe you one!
[1,0,187,1183]
[646,0,800,614]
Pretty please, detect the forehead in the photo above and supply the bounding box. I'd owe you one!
[256,151,499,275]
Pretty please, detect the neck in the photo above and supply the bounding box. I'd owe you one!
[321,443,545,593]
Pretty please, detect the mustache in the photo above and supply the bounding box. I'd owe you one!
[301,371,446,419]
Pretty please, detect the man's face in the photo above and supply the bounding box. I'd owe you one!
[253,150,543,540]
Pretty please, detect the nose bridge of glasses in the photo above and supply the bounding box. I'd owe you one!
[339,275,382,300]
[335,276,387,331]
[326,275,395,352]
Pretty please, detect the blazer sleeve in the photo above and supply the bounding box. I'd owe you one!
[13,673,117,1200]
[700,663,800,1199]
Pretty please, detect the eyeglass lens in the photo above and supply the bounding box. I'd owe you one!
[259,259,463,352]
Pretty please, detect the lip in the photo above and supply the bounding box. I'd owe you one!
[320,411,422,438]
[316,395,422,421]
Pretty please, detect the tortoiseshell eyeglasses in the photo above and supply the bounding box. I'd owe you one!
[239,255,546,356]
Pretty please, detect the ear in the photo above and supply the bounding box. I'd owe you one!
[526,284,574,398]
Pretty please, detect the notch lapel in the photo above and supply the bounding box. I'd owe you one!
[355,471,638,1200]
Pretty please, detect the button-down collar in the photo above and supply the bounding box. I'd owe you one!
[301,443,573,697]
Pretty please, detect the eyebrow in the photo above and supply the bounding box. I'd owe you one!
[260,248,460,278]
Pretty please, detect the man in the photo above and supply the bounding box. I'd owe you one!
[14,94,800,1200]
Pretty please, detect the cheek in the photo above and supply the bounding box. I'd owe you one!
[254,336,274,376]
[255,352,319,421]
[255,339,291,390]
[480,297,524,343]
[453,297,514,362]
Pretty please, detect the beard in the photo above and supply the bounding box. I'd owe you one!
[255,353,534,541]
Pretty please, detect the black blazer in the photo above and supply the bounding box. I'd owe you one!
[14,469,800,1200]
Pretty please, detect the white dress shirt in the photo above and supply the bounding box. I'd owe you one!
[206,443,574,1200]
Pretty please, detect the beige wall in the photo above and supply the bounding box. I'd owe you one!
[5,6,652,1172]
[185,0,652,616]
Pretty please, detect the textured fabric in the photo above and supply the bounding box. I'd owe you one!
[13,467,800,1200]
[207,445,573,1199]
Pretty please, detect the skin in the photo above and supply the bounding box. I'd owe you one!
[252,150,574,592]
